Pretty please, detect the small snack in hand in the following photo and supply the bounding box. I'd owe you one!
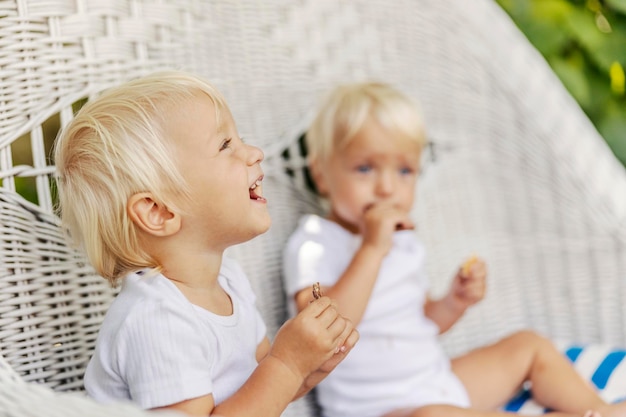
[312,282,322,299]
[462,255,478,276]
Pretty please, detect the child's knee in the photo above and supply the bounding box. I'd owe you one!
[412,408,436,417]
[409,405,463,417]
[507,329,553,351]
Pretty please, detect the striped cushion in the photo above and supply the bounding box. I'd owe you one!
[503,344,626,414]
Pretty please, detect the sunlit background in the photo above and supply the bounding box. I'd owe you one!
[497,0,626,167]
[11,1,626,205]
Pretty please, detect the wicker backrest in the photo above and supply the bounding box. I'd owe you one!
[2,1,626,417]
[0,352,185,417]
[224,0,626,352]
[0,0,218,392]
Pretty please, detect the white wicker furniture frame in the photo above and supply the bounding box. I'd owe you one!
[2,1,626,416]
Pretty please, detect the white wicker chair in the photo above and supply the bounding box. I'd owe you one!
[2,0,626,416]
[0,352,184,416]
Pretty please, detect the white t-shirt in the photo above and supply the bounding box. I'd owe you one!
[84,257,267,409]
[283,214,470,417]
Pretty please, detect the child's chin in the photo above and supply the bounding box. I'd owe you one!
[259,221,271,234]
[255,217,272,235]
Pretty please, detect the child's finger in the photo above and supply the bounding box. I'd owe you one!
[334,321,359,354]
[463,286,483,301]
[363,201,397,213]
[325,314,349,340]
[460,281,485,301]
[461,255,478,276]
[303,296,334,317]
[395,218,415,231]
[364,204,411,225]
[345,327,360,348]
[316,302,343,329]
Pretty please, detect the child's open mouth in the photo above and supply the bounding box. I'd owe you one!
[249,176,266,201]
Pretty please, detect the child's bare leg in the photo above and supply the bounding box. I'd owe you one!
[383,404,595,417]
[451,330,612,414]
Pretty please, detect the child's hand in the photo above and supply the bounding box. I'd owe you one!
[315,316,358,372]
[447,255,487,312]
[300,314,359,393]
[269,296,353,382]
[361,203,414,255]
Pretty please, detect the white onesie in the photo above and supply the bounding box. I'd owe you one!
[283,214,470,417]
[84,257,267,409]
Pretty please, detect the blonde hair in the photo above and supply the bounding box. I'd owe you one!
[306,82,426,165]
[54,71,228,285]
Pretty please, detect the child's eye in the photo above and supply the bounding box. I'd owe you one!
[219,138,232,151]
[399,167,414,175]
[356,165,372,173]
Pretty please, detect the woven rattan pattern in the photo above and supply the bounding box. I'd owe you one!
[2,1,626,416]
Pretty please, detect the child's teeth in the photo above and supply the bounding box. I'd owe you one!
[250,180,261,190]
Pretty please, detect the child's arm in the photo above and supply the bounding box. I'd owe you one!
[294,204,413,325]
[155,350,308,417]
[154,297,354,417]
[213,296,355,417]
[424,256,487,333]
[252,310,358,401]
[294,243,384,325]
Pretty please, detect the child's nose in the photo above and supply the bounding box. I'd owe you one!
[376,172,395,196]
[245,143,264,164]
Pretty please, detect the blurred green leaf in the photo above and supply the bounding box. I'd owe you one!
[498,0,626,169]
[519,21,571,55]
[565,8,626,71]
[15,178,38,205]
[549,55,591,106]
[606,0,626,15]
[610,61,626,95]
[589,33,626,71]
[531,0,572,22]
[566,8,604,49]
[599,107,626,166]
[583,67,614,119]
[511,0,573,54]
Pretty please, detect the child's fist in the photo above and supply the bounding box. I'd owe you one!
[269,296,352,381]
[292,307,359,396]
[449,255,487,310]
[361,203,414,255]
[317,316,359,372]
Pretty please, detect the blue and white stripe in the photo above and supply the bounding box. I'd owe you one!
[503,344,626,414]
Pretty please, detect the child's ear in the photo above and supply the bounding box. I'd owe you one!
[127,192,181,237]
[309,158,329,196]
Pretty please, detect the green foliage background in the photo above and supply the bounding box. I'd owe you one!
[496,0,626,167]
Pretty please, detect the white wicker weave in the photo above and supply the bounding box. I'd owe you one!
[0,352,184,416]
[1,0,626,416]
